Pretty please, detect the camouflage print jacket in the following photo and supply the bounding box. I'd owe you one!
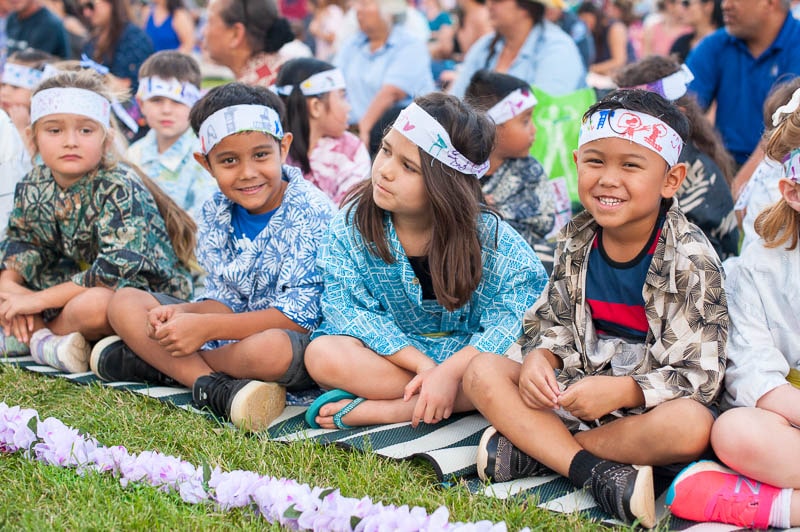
[520,199,727,411]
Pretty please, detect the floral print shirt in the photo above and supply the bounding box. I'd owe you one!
[2,163,192,298]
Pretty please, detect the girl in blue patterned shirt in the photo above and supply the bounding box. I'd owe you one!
[304,93,548,430]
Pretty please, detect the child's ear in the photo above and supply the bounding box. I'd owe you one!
[279,132,293,164]
[307,97,323,120]
[779,178,800,211]
[572,149,578,166]
[193,151,212,174]
[660,161,687,199]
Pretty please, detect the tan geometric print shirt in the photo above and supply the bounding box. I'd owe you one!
[521,199,727,414]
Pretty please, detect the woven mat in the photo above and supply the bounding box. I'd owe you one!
[2,356,741,530]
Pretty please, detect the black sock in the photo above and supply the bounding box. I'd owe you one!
[568,449,603,488]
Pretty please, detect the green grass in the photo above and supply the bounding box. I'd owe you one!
[0,366,619,530]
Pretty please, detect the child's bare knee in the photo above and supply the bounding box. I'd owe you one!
[463,353,499,402]
[711,408,758,463]
[304,336,333,378]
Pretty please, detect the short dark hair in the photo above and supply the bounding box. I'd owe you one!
[583,89,691,143]
[189,82,286,136]
[7,48,55,68]
[139,51,202,88]
[274,57,336,174]
[464,69,530,112]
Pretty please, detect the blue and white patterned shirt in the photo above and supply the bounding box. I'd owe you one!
[312,208,548,363]
[126,128,217,221]
[196,165,336,349]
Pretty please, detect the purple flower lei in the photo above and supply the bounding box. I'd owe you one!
[0,403,517,531]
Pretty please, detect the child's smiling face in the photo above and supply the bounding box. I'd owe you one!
[575,136,683,241]
[195,130,293,215]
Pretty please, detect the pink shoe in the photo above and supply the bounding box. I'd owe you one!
[666,460,780,529]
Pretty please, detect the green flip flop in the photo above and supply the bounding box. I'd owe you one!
[305,388,357,428]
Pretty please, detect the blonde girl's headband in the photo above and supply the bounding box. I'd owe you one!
[198,104,284,155]
[486,87,538,125]
[783,148,800,182]
[136,76,202,107]
[30,87,111,128]
[393,102,490,178]
[579,109,684,167]
[271,68,346,97]
[622,64,694,102]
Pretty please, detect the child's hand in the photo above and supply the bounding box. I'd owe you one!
[0,292,43,325]
[146,305,179,337]
[518,349,560,410]
[2,315,34,344]
[151,313,208,357]
[404,364,458,428]
[558,375,624,421]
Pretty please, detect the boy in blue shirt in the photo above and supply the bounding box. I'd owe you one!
[96,83,335,432]
[126,51,217,221]
[463,90,728,528]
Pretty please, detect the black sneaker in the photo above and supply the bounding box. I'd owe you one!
[90,336,178,386]
[588,460,656,528]
[192,372,285,432]
[476,426,553,482]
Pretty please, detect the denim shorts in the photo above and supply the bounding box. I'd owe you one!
[151,293,314,391]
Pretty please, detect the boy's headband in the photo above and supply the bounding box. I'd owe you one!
[623,65,694,102]
[136,76,201,107]
[271,68,346,97]
[2,62,44,90]
[783,148,800,183]
[486,87,538,125]
[198,104,283,155]
[30,87,111,127]
[393,102,490,178]
[772,87,800,128]
[579,109,684,167]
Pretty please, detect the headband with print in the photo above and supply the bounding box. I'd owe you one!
[198,104,283,155]
[1,62,45,90]
[136,76,201,107]
[783,148,800,183]
[487,87,538,125]
[393,102,490,178]
[31,87,111,127]
[271,68,346,97]
[623,64,694,102]
[579,109,684,167]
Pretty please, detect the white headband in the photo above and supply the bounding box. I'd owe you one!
[198,104,283,155]
[486,87,538,125]
[623,64,694,102]
[136,76,201,107]
[1,62,44,90]
[30,87,111,127]
[772,87,800,128]
[272,68,346,97]
[579,109,684,167]
[783,148,800,183]
[393,102,489,178]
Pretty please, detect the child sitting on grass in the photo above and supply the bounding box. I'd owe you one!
[303,93,547,430]
[463,89,728,529]
[126,51,217,221]
[95,83,335,433]
[0,69,195,369]
[666,86,800,531]
[464,69,557,273]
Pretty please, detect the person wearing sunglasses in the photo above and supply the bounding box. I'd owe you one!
[5,0,71,58]
[80,0,153,93]
[668,0,721,64]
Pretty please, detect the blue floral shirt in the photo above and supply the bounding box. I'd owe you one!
[196,165,335,349]
[312,208,548,363]
[126,128,217,221]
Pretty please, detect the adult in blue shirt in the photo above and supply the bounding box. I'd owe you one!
[687,0,800,172]
[335,0,435,145]
[449,0,586,98]
[6,0,70,58]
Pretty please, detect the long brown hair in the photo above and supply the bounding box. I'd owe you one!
[91,0,131,63]
[31,70,198,270]
[614,55,736,186]
[756,101,800,250]
[343,93,495,311]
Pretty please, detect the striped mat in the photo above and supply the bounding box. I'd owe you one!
[2,355,740,531]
